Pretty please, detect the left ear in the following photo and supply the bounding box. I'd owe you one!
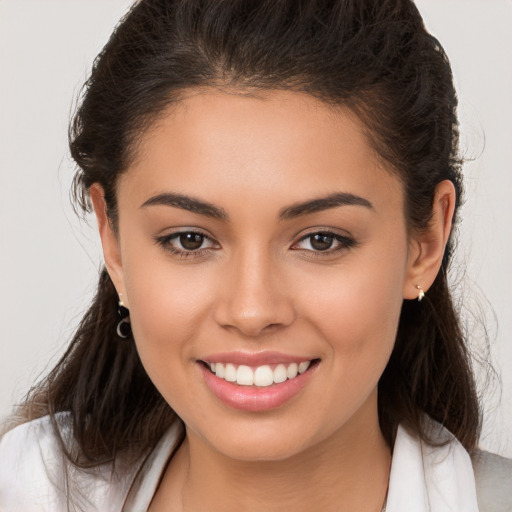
[403,180,456,300]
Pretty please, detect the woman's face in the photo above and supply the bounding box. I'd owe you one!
[100,90,419,461]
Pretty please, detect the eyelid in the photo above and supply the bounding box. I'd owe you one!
[291,228,356,252]
[153,227,356,259]
[154,228,220,257]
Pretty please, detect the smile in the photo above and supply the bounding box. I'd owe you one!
[208,361,311,387]
[198,356,319,412]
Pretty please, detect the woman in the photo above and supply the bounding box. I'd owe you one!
[0,0,510,510]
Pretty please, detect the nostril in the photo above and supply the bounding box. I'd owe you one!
[223,321,286,338]
[212,273,297,336]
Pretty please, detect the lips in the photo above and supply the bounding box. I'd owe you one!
[197,352,319,412]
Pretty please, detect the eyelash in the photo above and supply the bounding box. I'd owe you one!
[154,231,218,259]
[292,230,356,255]
[154,229,356,259]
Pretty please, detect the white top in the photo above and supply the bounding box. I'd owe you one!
[0,414,505,511]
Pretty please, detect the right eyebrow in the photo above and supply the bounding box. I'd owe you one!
[140,192,229,221]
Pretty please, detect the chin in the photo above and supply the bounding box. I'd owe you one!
[189,414,327,462]
[214,436,308,462]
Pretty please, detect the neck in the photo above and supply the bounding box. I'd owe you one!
[152,398,391,512]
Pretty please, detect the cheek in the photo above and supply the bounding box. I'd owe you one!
[129,273,207,342]
[297,247,407,365]
[121,250,217,382]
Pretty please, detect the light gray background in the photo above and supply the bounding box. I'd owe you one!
[1,0,511,456]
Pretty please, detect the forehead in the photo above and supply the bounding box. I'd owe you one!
[120,89,404,216]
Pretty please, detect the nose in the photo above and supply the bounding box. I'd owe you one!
[213,248,295,337]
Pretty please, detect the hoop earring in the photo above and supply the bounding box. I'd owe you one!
[416,285,425,302]
[117,299,131,339]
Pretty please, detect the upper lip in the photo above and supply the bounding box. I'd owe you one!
[199,351,316,366]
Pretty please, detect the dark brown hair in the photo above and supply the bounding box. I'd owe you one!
[16,0,481,466]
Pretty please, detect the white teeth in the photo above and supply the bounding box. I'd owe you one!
[209,360,313,387]
[254,365,274,387]
[273,364,288,384]
[298,361,310,374]
[225,363,237,382]
[216,362,225,378]
[236,365,254,386]
[287,362,298,379]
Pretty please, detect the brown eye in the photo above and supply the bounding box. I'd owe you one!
[309,233,335,251]
[179,232,205,251]
[155,230,219,257]
[292,230,356,254]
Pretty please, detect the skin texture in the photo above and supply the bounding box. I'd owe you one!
[91,90,455,511]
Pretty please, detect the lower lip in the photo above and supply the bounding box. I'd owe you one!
[198,363,317,412]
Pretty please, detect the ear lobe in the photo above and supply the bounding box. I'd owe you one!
[403,180,456,300]
[89,184,127,303]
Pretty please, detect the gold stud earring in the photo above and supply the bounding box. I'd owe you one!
[416,285,425,302]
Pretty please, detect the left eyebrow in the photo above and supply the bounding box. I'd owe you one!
[279,192,374,220]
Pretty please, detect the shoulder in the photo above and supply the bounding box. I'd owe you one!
[0,414,143,512]
[389,419,512,512]
[471,450,512,512]
[389,422,481,511]
[0,415,68,511]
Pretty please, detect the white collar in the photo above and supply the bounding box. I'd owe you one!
[123,420,480,511]
[386,423,480,512]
